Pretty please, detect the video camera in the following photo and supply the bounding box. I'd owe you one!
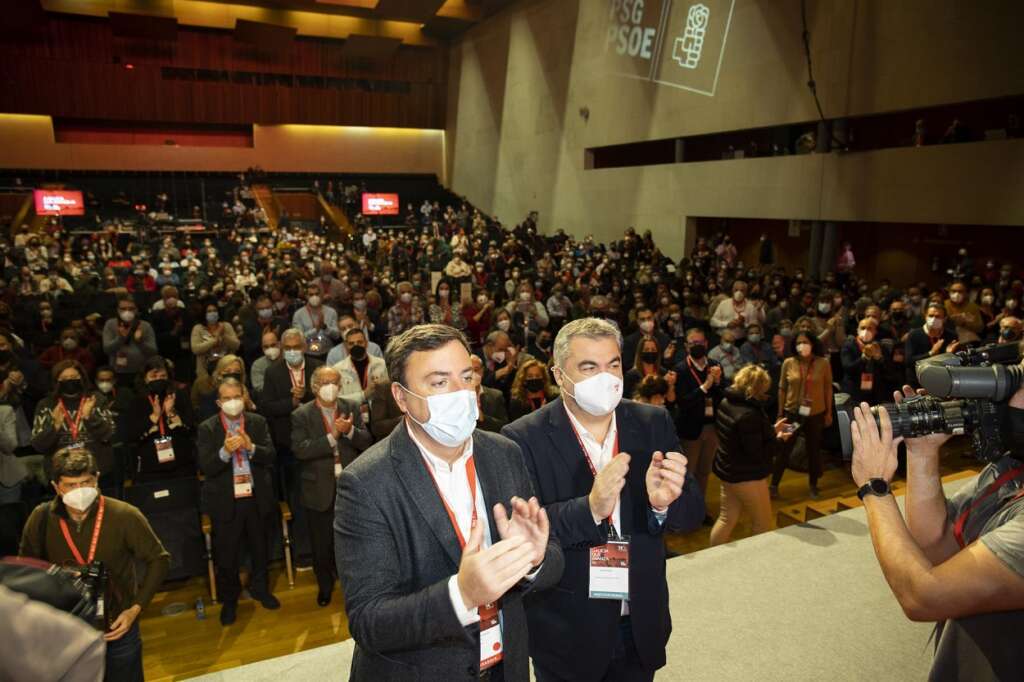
[838,343,1024,461]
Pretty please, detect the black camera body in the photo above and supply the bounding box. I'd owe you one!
[838,343,1024,461]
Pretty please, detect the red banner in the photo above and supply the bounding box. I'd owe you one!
[361,193,399,216]
[34,190,85,216]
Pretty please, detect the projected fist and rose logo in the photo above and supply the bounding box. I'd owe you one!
[604,0,734,96]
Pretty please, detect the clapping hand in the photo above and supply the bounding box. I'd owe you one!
[334,412,354,436]
[224,434,245,453]
[646,451,687,510]
[457,520,536,610]
[493,496,549,567]
[162,391,176,416]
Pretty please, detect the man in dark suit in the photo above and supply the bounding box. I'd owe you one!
[197,378,279,626]
[259,327,323,562]
[502,317,703,681]
[622,307,670,372]
[471,353,510,424]
[335,324,564,681]
[292,365,372,607]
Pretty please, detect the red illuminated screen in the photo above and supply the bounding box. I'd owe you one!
[362,193,400,216]
[34,190,85,216]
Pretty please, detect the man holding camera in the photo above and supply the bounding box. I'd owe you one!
[20,447,170,681]
[851,381,1024,679]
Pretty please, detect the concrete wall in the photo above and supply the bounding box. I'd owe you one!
[446,0,1024,258]
[0,114,446,177]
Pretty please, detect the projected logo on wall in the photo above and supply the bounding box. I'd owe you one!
[605,0,735,96]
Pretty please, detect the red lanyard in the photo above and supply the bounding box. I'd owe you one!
[306,305,323,329]
[58,399,84,441]
[158,415,166,438]
[58,495,105,565]
[954,465,1024,548]
[289,365,305,389]
[420,454,479,548]
[567,416,620,528]
[219,412,247,465]
[686,356,706,385]
[319,406,338,437]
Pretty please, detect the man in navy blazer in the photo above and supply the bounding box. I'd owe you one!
[502,317,704,681]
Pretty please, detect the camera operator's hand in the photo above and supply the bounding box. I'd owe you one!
[104,604,142,641]
[892,385,951,457]
[851,401,900,487]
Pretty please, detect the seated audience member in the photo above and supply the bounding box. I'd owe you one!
[19,447,170,680]
[197,378,279,626]
[709,329,743,383]
[128,356,196,482]
[711,365,793,546]
[39,327,95,377]
[508,359,559,421]
[31,360,115,483]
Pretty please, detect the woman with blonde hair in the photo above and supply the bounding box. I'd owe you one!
[192,353,256,421]
[508,359,559,421]
[710,364,793,546]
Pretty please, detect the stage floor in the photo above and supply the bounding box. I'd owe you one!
[182,476,973,681]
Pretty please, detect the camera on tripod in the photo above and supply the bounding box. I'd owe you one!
[837,343,1024,461]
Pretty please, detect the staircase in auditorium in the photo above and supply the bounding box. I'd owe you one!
[316,192,353,239]
[775,468,979,528]
[251,184,281,230]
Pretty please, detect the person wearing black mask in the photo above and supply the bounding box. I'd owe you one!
[508,359,559,421]
[130,356,196,482]
[527,329,554,364]
[672,328,724,519]
[30,360,115,489]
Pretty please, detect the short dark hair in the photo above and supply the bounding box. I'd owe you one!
[385,323,471,387]
[51,447,98,482]
[343,326,366,343]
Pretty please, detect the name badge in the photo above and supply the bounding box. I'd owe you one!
[155,436,175,463]
[798,403,812,417]
[860,372,874,392]
[478,602,503,670]
[334,460,342,478]
[115,352,129,369]
[704,397,714,418]
[66,441,86,451]
[233,474,253,498]
[589,538,630,600]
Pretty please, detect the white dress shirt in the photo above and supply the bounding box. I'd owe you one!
[563,404,621,533]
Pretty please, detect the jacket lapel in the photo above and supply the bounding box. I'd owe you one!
[615,402,639,537]
[471,432,502,546]
[389,422,463,568]
[544,398,593,493]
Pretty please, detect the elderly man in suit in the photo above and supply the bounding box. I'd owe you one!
[292,365,372,607]
[198,378,278,626]
[502,317,704,681]
[335,324,564,681]
[470,353,509,424]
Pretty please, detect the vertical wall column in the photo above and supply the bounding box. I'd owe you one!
[807,221,824,278]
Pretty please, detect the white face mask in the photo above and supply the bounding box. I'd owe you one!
[119,309,135,323]
[733,291,745,302]
[496,319,511,332]
[264,346,281,360]
[561,370,623,417]
[307,295,321,308]
[62,486,99,512]
[318,384,339,403]
[221,398,244,417]
[401,387,478,447]
[491,351,506,364]
[639,320,654,333]
[858,329,874,342]
[97,380,114,393]
[926,316,943,330]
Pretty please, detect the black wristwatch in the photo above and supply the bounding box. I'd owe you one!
[857,478,892,500]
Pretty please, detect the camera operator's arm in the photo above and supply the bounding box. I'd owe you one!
[852,403,1024,622]
[893,387,959,564]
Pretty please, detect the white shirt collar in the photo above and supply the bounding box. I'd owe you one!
[405,420,473,473]
[562,401,617,448]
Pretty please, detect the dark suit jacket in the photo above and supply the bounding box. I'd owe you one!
[501,398,704,679]
[368,382,404,442]
[480,385,509,423]
[197,411,276,523]
[291,398,372,512]
[335,424,564,682]
[258,358,323,450]
[671,356,725,440]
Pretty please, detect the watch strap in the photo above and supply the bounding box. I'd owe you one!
[857,478,891,501]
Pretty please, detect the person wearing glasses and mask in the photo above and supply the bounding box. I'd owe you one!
[20,447,170,681]
[502,318,702,682]
[335,324,563,681]
[291,366,371,607]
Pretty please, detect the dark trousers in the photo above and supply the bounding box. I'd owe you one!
[533,617,652,682]
[305,502,336,595]
[212,498,272,603]
[771,411,826,488]
[105,621,143,682]
[275,446,312,564]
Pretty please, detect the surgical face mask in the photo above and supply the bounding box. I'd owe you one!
[97,380,114,394]
[263,346,280,360]
[61,337,77,351]
[119,309,135,323]
[496,319,511,332]
[949,292,964,304]
[926,316,943,330]
[354,300,367,311]
[780,328,793,338]
[439,288,450,300]
[220,398,244,417]
[720,342,734,352]
[639,320,654,334]
[476,295,488,306]
[400,292,413,304]
[817,303,831,314]
[519,292,531,303]
[62,485,99,512]
[748,333,762,344]
[401,386,478,447]
[560,370,622,417]
[733,291,745,302]
[307,295,321,308]
[858,329,874,342]
[318,384,339,403]
[981,295,994,305]
[206,311,219,324]
[491,351,506,364]
[258,307,273,320]
[1008,300,1019,310]
[284,349,304,366]
[797,343,812,357]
